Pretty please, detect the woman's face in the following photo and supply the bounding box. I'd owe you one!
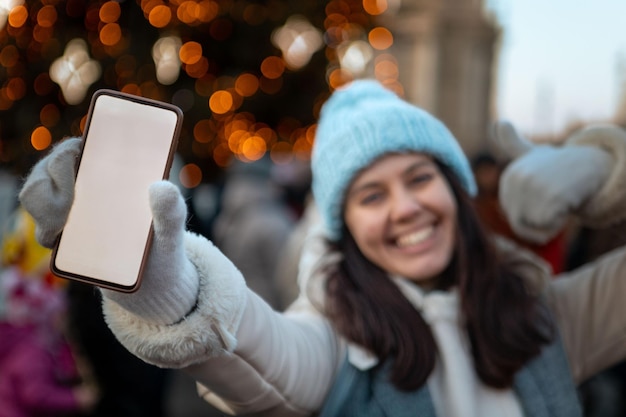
[344,153,457,286]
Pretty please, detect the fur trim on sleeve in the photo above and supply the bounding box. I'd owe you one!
[567,125,626,228]
[102,232,248,368]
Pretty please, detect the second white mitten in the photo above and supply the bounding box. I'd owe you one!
[492,121,613,244]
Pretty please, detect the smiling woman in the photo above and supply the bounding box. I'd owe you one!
[312,81,556,412]
[17,78,626,417]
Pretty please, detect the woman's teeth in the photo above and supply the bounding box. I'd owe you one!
[396,226,433,247]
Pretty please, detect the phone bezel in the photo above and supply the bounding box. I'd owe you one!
[50,89,184,292]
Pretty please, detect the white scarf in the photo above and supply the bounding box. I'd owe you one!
[347,278,525,417]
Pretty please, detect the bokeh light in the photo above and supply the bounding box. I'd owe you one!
[36,5,57,28]
[0,44,19,67]
[271,15,323,70]
[179,163,203,188]
[193,119,214,143]
[337,40,373,75]
[40,103,60,127]
[260,56,285,79]
[241,135,267,161]
[1,1,24,31]
[179,41,202,65]
[33,73,54,96]
[6,76,26,100]
[368,26,393,50]
[148,4,172,28]
[235,73,259,97]
[0,0,400,186]
[99,23,121,46]
[99,1,120,23]
[7,4,27,28]
[153,35,182,85]
[30,126,52,150]
[209,90,233,114]
[363,0,388,15]
[184,56,209,78]
[49,38,101,105]
[374,53,399,81]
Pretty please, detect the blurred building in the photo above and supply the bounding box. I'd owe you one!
[380,0,500,157]
[614,52,626,127]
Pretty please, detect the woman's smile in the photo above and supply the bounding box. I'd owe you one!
[394,224,436,248]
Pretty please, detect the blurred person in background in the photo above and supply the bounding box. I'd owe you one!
[273,194,321,309]
[471,152,568,274]
[267,158,314,309]
[0,208,99,417]
[0,169,19,259]
[212,157,297,310]
[64,282,172,417]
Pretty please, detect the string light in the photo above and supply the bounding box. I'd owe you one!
[271,15,323,70]
[152,35,182,85]
[0,0,399,184]
[49,38,101,105]
[0,0,24,31]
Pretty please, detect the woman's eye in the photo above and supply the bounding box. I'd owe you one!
[361,192,383,205]
[409,173,433,185]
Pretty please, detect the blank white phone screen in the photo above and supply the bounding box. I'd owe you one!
[54,94,180,289]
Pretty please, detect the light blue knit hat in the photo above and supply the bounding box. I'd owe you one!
[311,79,477,241]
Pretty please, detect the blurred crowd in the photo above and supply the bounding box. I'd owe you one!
[1,142,626,416]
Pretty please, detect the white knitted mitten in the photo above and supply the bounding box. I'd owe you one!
[490,121,613,244]
[100,181,199,325]
[19,137,82,248]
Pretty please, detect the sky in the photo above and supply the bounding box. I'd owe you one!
[486,0,626,137]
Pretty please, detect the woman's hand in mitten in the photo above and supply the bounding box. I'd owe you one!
[100,181,199,325]
[18,138,82,248]
[101,180,248,367]
[490,121,612,244]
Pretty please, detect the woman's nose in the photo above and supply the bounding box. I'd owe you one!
[390,189,422,222]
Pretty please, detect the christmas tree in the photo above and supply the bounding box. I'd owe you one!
[0,0,398,186]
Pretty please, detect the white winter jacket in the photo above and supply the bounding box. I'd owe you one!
[102,131,626,416]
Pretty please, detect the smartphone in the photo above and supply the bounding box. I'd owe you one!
[51,90,183,292]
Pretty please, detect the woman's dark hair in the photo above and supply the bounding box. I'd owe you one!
[324,160,554,391]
